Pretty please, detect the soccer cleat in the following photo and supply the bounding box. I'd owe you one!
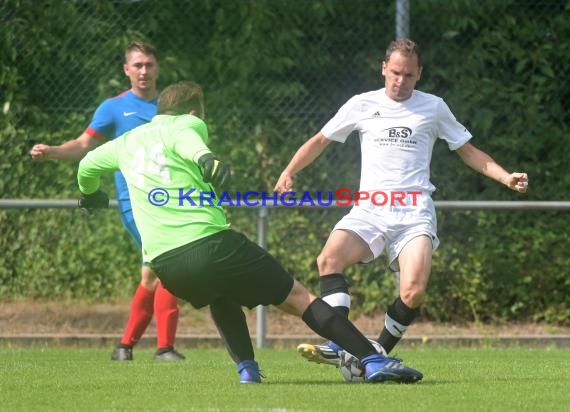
[297,339,384,367]
[237,360,262,384]
[297,341,342,366]
[153,347,186,361]
[111,346,133,361]
[362,354,423,383]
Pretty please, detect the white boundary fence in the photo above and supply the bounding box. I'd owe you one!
[2,199,569,347]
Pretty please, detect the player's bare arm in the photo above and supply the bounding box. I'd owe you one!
[456,142,528,193]
[30,132,102,162]
[274,132,332,194]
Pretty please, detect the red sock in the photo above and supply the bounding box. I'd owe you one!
[154,281,179,349]
[120,284,154,346]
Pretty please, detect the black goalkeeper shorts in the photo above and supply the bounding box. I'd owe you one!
[151,229,294,309]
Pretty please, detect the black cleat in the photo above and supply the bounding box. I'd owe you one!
[154,347,186,361]
[111,346,133,361]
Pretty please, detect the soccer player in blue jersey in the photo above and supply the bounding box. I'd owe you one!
[30,41,184,361]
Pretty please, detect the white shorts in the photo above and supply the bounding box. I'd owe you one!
[332,194,439,271]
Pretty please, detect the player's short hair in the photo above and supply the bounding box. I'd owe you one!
[385,38,422,67]
[124,41,157,62]
[158,81,204,116]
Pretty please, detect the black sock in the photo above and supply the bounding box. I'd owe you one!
[210,299,254,363]
[319,273,350,318]
[378,297,420,354]
[302,298,375,359]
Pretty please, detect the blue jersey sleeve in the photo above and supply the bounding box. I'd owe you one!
[87,99,117,140]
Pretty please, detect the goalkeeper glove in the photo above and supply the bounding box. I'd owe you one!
[78,190,109,213]
[198,153,231,188]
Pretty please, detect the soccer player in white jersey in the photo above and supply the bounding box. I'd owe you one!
[274,38,529,366]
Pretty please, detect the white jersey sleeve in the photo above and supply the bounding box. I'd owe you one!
[436,99,472,151]
[321,95,364,142]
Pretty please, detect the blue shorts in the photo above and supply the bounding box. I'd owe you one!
[119,209,142,250]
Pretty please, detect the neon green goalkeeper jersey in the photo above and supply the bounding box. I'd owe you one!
[78,114,230,262]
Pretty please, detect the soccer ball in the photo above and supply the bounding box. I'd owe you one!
[339,339,386,383]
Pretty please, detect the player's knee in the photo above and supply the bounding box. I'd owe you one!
[316,252,342,274]
[400,287,425,308]
[280,280,313,317]
[140,266,158,290]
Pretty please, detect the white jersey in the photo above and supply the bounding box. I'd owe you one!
[321,88,472,194]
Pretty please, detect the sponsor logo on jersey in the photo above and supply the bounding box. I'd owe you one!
[384,126,412,138]
[123,111,137,117]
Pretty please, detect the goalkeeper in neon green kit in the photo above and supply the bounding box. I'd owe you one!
[77,80,423,384]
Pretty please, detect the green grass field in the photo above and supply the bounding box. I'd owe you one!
[1,347,569,411]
